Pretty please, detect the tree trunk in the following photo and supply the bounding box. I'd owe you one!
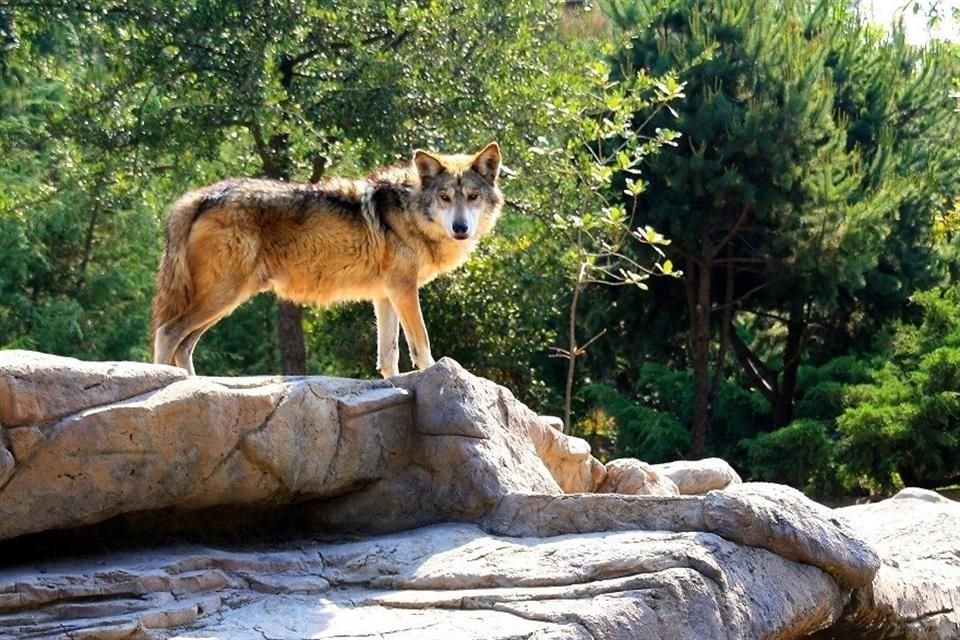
[687,257,712,458]
[75,202,100,296]
[772,311,805,428]
[709,248,736,415]
[728,306,806,428]
[562,264,587,434]
[278,300,307,375]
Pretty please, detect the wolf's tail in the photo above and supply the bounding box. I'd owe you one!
[149,192,202,360]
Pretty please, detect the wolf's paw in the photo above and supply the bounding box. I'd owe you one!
[416,354,436,370]
[378,364,400,378]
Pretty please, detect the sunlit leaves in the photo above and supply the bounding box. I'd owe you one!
[539,48,685,296]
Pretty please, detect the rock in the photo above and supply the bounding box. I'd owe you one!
[5,424,44,463]
[811,487,960,639]
[0,352,564,539]
[0,445,12,490]
[0,523,846,640]
[8,349,945,639]
[597,458,680,495]
[0,351,875,572]
[529,415,606,492]
[652,457,742,494]
[483,487,879,591]
[702,483,880,590]
[329,359,561,531]
[484,491,707,537]
[888,486,953,504]
[0,350,187,428]
[1,374,286,536]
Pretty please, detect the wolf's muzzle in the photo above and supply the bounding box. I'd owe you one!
[452,220,470,239]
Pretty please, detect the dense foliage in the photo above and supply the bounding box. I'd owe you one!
[1,0,959,497]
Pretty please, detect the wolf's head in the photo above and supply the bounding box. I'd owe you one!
[413,142,504,242]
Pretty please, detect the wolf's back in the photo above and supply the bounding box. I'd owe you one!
[150,191,203,355]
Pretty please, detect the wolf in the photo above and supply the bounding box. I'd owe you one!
[150,142,503,377]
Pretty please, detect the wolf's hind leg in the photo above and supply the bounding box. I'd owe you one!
[173,323,215,375]
[155,283,254,374]
[374,297,400,377]
[153,324,182,368]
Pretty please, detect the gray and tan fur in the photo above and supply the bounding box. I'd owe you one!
[151,142,503,376]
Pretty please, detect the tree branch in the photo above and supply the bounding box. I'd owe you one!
[575,328,608,357]
[707,202,753,260]
[711,280,773,311]
[246,120,276,178]
[728,325,779,404]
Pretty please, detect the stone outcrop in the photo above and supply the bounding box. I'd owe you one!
[653,457,743,494]
[0,350,739,541]
[813,488,960,640]
[0,350,957,639]
[1,493,956,640]
[597,457,680,495]
[0,351,555,539]
[529,415,606,492]
[482,483,879,590]
[0,523,844,640]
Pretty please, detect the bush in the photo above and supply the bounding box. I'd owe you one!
[836,345,960,493]
[743,419,840,496]
[836,400,914,494]
[579,383,690,462]
[635,363,768,466]
[616,405,691,462]
[794,356,873,422]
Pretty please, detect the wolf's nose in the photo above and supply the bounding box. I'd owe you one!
[452,220,469,235]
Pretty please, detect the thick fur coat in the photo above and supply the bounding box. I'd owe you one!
[151,143,503,376]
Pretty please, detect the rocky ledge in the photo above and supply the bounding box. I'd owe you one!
[0,350,957,639]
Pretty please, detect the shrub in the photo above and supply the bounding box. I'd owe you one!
[743,419,840,496]
[580,383,690,462]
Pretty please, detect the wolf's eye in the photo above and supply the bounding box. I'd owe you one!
[467,192,479,201]
[438,193,452,203]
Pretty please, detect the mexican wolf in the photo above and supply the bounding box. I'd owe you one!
[150,143,503,376]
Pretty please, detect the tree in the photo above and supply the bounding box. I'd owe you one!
[543,60,684,431]
[0,15,160,360]
[602,0,960,455]
[2,0,580,376]
[727,22,960,429]
[603,0,857,452]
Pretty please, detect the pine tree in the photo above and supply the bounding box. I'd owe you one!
[604,0,959,454]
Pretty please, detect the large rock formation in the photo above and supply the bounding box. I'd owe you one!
[815,488,960,640]
[0,351,556,539]
[0,522,844,640]
[0,350,957,639]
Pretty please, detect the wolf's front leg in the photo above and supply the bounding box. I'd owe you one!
[373,297,400,378]
[388,285,435,371]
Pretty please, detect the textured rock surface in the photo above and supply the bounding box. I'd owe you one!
[0,351,188,427]
[810,488,960,639]
[702,483,879,590]
[0,350,562,539]
[529,415,606,492]
[2,350,956,639]
[0,350,868,561]
[482,486,880,591]
[0,523,845,640]
[597,457,680,495]
[653,457,742,494]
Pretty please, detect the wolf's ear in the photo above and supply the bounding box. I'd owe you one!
[471,142,501,185]
[414,150,445,184]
